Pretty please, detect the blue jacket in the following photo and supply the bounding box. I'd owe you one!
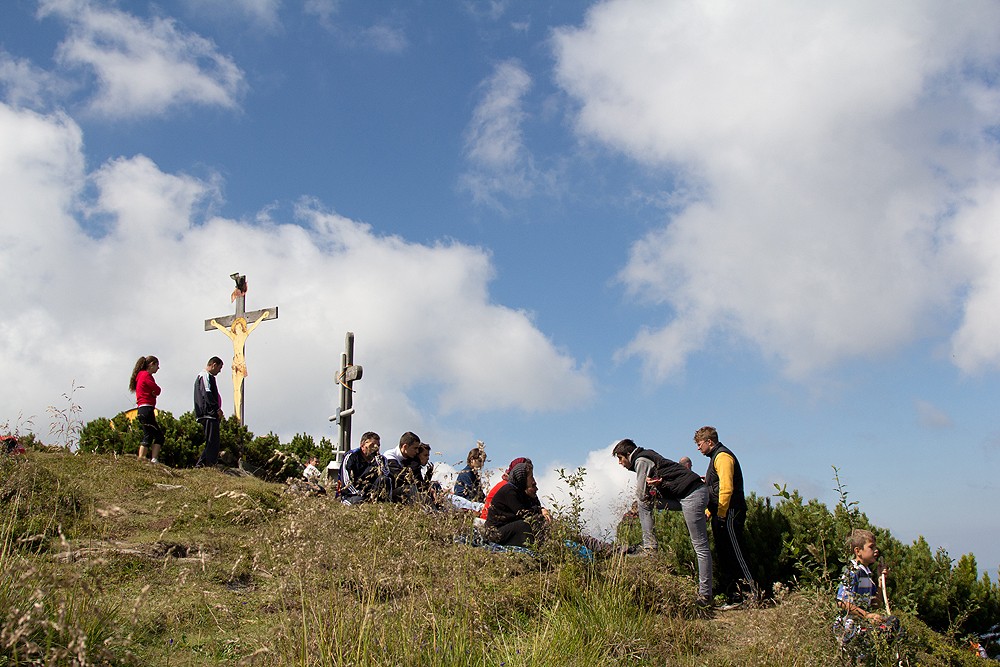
[454,465,485,502]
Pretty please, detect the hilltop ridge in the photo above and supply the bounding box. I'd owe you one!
[0,450,985,666]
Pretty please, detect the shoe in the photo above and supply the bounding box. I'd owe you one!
[696,596,714,609]
[627,546,656,557]
[717,600,743,611]
[150,458,158,464]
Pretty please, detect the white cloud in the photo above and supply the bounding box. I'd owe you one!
[949,182,1000,372]
[0,50,71,109]
[38,0,245,118]
[0,102,595,456]
[535,442,634,540]
[552,0,1000,380]
[460,59,537,206]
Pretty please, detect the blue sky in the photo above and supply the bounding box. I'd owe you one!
[3,0,1000,578]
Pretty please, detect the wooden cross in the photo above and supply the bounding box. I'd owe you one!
[204,273,278,425]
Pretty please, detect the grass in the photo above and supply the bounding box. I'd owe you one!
[0,450,986,666]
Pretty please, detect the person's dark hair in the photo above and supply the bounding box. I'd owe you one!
[467,448,485,467]
[360,431,380,445]
[128,355,158,393]
[847,528,876,555]
[611,438,637,459]
[399,431,421,447]
[207,356,223,366]
[693,426,719,445]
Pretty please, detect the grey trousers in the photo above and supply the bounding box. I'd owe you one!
[639,485,713,599]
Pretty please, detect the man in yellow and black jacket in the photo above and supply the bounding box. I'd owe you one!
[695,425,757,606]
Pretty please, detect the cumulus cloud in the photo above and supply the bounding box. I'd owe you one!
[535,442,634,539]
[0,50,71,109]
[38,0,245,118]
[460,59,538,206]
[552,0,1000,380]
[0,103,595,454]
[948,182,1000,373]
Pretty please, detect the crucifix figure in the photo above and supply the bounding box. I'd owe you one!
[204,273,278,424]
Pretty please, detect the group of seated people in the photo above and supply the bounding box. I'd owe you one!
[336,431,441,505]
[331,431,553,548]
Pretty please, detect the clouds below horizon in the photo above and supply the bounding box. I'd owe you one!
[553,0,1000,380]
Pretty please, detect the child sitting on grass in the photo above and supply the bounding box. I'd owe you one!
[834,528,904,662]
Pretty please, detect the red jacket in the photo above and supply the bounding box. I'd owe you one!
[135,370,161,407]
[480,480,507,520]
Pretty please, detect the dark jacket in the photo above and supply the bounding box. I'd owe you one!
[704,442,746,516]
[632,446,703,499]
[193,371,221,421]
[385,455,422,502]
[454,465,486,502]
[484,482,541,530]
[340,447,389,499]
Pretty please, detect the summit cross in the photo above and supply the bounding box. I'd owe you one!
[203,273,278,425]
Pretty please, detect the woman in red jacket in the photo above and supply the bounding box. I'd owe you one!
[129,355,164,463]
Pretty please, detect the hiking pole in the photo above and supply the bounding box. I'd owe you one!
[879,570,891,615]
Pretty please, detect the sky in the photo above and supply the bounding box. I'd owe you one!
[2,0,1000,579]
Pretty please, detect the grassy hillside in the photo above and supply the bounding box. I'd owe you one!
[0,451,986,666]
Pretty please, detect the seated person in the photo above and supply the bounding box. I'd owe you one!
[834,529,902,654]
[416,444,439,488]
[484,461,546,547]
[412,443,444,504]
[480,457,528,521]
[454,447,487,502]
[383,431,424,502]
[303,456,321,482]
[340,432,390,504]
[300,455,325,494]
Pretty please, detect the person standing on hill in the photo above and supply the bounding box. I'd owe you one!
[834,529,902,657]
[129,355,164,463]
[194,356,224,467]
[613,438,713,606]
[695,425,756,605]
